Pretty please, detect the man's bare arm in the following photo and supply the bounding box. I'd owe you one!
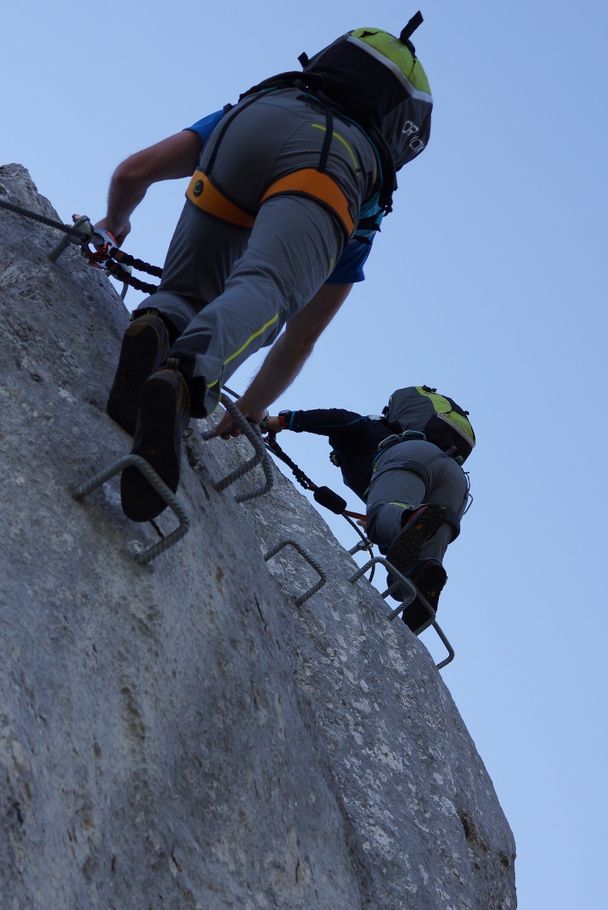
[97,131,203,244]
[214,282,353,436]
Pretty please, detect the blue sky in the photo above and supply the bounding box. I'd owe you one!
[3,2,608,906]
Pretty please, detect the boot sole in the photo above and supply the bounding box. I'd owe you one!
[386,504,446,578]
[107,320,168,435]
[120,374,182,522]
[403,563,447,635]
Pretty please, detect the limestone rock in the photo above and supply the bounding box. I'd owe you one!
[0,165,516,909]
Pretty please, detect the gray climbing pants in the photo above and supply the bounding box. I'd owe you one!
[135,88,378,416]
[366,439,469,561]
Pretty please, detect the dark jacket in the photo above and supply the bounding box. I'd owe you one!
[282,408,397,501]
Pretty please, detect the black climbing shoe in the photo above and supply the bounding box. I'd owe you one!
[120,367,190,523]
[402,559,447,635]
[385,503,446,595]
[107,311,170,435]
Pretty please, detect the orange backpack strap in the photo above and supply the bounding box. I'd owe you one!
[186,170,256,229]
[260,168,355,237]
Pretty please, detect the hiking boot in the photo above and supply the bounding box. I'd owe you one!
[385,503,446,586]
[120,367,190,522]
[106,311,170,435]
[402,559,447,635]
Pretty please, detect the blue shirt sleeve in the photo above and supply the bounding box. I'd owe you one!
[326,238,375,284]
[326,190,384,284]
[184,109,226,143]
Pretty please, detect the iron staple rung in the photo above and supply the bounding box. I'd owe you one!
[433,623,455,669]
[202,394,273,502]
[348,537,373,556]
[349,553,455,670]
[264,539,327,606]
[72,454,190,565]
[350,556,417,609]
[48,215,93,262]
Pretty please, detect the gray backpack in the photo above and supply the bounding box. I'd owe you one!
[384,386,476,464]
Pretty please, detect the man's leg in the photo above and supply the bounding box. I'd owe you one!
[366,467,427,553]
[169,194,344,417]
[366,441,468,559]
[106,197,253,435]
[121,194,343,522]
[366,440,469,632]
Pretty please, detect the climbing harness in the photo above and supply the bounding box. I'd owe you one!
[186,85,356,240]
[0,198,162,298]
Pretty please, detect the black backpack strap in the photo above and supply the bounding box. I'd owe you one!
[239,70,324,101]
[318,104,334,173]
[204,93,262,176]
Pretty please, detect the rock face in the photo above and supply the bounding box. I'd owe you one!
[0,164,517,910]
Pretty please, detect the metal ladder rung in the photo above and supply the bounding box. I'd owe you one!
[72,454,190,566]
[264,539,327,606]
[202,394,273,503]
[349,554,455,670]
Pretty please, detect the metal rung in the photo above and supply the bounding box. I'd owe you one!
[202,395,273,503]
[432,622,455,670]
[349,555,455,670]
[350,556,417,608]
[264,539,327,606]
[48,215,92,262]
[348,537,373,556]
[72,454,190,566]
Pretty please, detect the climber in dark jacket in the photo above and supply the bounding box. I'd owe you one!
[265,399,472,634]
